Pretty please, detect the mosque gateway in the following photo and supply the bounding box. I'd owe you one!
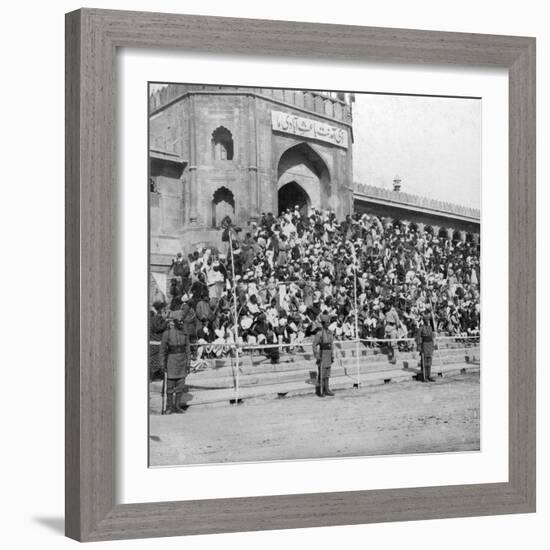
[148,84,479,275]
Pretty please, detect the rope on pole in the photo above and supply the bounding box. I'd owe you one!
[150,334,479,349]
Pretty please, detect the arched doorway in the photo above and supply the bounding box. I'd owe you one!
[278,181,310,215]
[211,187,235,228]
[276,143,330,214]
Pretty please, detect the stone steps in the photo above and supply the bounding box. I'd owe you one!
[199,346,479,375]
[150,361,479,410]
[150,341,480,410]
[186,348,479,390]
[190,346,479,379]
[187,361,397,390]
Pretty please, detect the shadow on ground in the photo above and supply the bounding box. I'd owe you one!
[33,517,65,534]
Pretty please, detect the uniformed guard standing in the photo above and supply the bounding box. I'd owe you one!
[159,319,191,414]
[415,313,435,382]
[312,314,335,397]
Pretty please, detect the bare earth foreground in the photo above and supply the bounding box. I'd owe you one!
[149,372,480,466]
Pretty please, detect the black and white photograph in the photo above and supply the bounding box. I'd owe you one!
[2,0,543,546]
[148,83,481,467]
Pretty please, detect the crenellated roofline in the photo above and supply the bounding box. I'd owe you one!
[354,183,480,224]
[149,84,354,128]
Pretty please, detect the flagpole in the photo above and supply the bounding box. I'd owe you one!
[228,229,240,404]
[352,245,361,388]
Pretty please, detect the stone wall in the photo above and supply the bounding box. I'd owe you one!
[354,195,480,240]
[149,90,354,262]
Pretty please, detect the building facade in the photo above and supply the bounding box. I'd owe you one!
[149,84,480,282]
[149,84,355,271]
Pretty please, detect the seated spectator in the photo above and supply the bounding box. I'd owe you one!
[152,207,480,363]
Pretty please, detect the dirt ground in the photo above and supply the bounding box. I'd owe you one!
[149,372,480,466]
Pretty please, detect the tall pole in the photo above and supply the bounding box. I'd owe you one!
[429,292,438,342]
[352,245,361,388]
[228,230,240,404]
[429,292,441,372]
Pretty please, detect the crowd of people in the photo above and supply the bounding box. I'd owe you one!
[150,207,480,365]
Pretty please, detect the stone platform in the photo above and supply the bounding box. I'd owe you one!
[149,342,480,411]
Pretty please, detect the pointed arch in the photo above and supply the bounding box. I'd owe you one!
[278,181,311,216]
[276,142,331,212]
[277,142,331,182]
[211,126,234,161]
[211,186,235,228]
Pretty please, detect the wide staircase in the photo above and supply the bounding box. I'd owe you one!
[150,338,480,411]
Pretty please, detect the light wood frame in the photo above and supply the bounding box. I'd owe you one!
[65,8,536,542]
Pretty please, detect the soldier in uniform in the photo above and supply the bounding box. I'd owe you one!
[384,302,400,365]
[312,314,335,397]
[159,318,191,414]
[415,312,435,382]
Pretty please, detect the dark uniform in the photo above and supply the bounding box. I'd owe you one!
[415,316,435,382]
[312,315,335,397]
[159,323,191,414]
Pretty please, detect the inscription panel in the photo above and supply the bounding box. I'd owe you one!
[271,110,348,149]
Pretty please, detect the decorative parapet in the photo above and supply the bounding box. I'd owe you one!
[149,84,353,124]
[354,183,480,223]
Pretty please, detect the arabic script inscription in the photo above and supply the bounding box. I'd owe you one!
[271,111,348,149]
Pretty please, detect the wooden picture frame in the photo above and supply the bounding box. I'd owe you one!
[65,8,536,542]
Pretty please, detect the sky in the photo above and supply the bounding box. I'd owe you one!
[351,93,481,209]
[149,85,481,210]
